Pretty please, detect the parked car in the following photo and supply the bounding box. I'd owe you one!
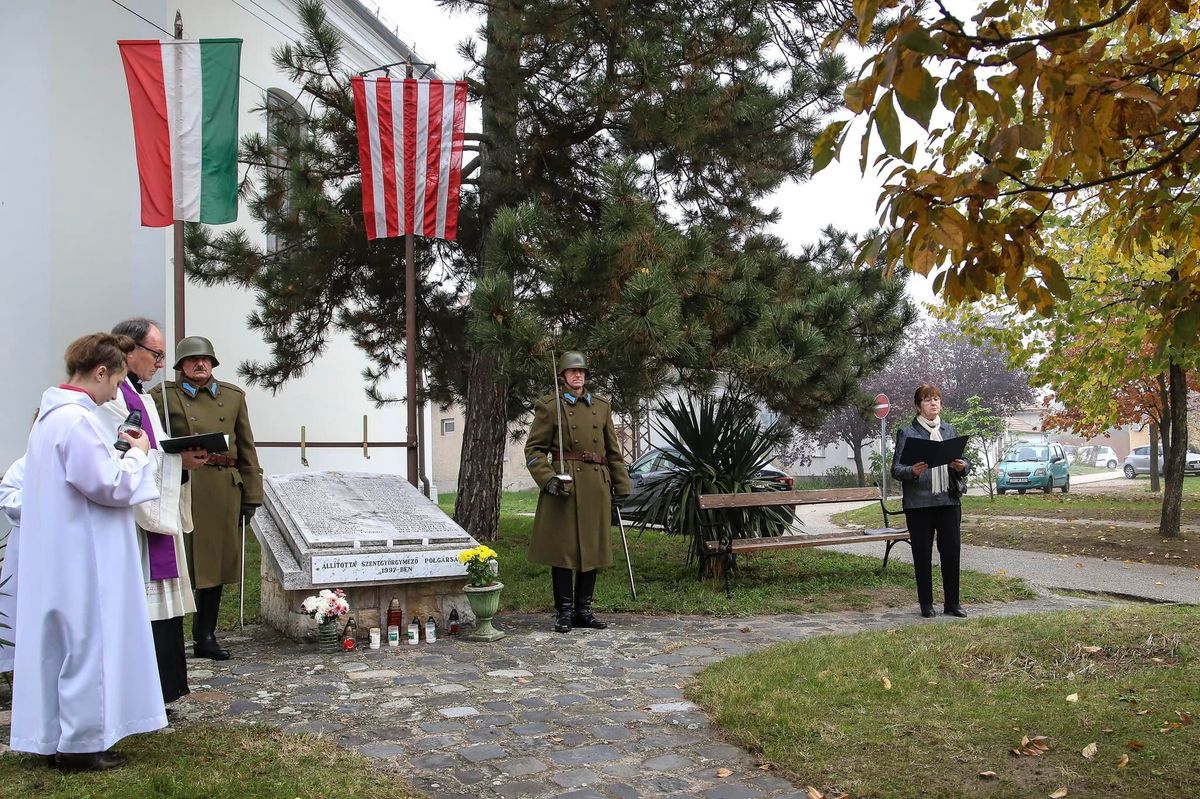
[996,442,1071,494]
[1075,445,1120,470]
[1122,446,1200,479]
[615,447,795,522]
[1060,444,1078,465]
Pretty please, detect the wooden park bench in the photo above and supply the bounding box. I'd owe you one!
[697,487,910,598]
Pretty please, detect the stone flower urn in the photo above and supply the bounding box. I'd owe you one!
[464,581,505,642]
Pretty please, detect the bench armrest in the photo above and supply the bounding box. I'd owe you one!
[877,497,904,527]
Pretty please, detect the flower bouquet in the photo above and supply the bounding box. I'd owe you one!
[302,588,349,651]
[458,546,505,642]
[458,545,499,587]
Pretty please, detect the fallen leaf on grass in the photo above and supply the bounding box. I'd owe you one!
[979,771,998,780]
[715,768,733,778]
[1082,646,1103,654]
[1127,740,1144,751]
[755,761,772,771]
[1178,711,1193,725]
[882,676,892,690]
[1136,710,1150,715]
[1117,754,1129,768]
[805,787,824,799]
[1050,788,1068,798]
[1066,693,1079,703]
[1082,742,1097,759]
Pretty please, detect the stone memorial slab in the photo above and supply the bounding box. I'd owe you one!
[253,470,479,641]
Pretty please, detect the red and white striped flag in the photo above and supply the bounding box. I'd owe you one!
[351,77,468,241]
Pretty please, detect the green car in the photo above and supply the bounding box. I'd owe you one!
[996,442,1071,494]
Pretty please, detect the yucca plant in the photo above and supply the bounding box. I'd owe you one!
[631,389,794,567]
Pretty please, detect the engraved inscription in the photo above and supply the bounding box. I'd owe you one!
[267,471,470,549]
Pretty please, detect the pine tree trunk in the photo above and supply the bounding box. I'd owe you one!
[1159,362,1188,539]
[453,1,523,542]
[454,351,508,541]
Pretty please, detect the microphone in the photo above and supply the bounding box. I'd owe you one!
[114,410,143,452]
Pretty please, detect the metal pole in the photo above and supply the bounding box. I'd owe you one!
[404,62,419,487]
[551,350,566,468]
[880,417,888,498]
[239,515,247,628]
[616,507,637,600]
[173,11,186,346]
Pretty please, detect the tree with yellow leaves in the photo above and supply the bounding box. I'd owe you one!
[817,0,1200,346]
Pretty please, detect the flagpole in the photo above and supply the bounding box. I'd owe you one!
[173,10,186,347]
[404,60,419,488]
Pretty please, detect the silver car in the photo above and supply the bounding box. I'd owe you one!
[1122,445,1200,478]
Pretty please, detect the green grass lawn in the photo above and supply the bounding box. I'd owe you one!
[433,492,1030,616]
[212,490,1031,626]
[835,482,1200,527]
[0,725,420,799]
[1070,463,1116,476]
[691,604,1199,799]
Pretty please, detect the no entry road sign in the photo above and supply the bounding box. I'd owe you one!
[873,393,890,419]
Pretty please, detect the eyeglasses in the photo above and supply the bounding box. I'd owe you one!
[137,342,166,363]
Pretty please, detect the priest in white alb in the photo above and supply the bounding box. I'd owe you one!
[11,332,163,771]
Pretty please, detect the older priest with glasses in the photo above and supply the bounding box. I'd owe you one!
[94,318,207,706]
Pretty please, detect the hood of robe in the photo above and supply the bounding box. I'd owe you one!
[37,385,98,423]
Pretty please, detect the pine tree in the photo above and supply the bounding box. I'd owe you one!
[187,0,912,541]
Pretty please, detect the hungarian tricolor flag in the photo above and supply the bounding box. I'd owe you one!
[118,39,242,227]
[350,77,468,241]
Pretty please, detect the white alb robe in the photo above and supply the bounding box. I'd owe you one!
[0,455,24,672]
[95,380,195,621]
[10,387,166,755]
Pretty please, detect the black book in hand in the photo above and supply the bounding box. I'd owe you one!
[160,432,229,454]
[898,435,968,468]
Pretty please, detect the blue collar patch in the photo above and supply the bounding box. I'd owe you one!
[562,391,592,406]
[181,381,218,399]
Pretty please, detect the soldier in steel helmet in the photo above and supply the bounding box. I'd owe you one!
[151,337,262,659]
[524,351,631,633]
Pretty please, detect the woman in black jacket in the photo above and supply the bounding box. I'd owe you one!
[891,383,970,618]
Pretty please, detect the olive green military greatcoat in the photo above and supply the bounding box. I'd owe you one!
[152,380,263,589]
[524,391,631,572]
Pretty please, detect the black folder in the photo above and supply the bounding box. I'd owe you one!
[160,432,228,454]
[898,435,968,467]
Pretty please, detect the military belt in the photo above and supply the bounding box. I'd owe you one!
[555,451,605,464]
[206,453,238,468]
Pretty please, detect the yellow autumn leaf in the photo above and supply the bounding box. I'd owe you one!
[806,787,825,799]
[1082,742,1097,759]
[882,675,892,690]
[1066,693,1079,702]
[716,768,733,778]
[1050,789,1068,799]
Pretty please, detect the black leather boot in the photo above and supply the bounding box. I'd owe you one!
[551,567,574,633]
[193,586,231,660]
[54,750,127,772]
[572,569,607,629]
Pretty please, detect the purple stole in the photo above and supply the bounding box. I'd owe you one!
[119,380,179,580]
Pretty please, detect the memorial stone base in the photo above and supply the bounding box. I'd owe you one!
[253,471,481,642]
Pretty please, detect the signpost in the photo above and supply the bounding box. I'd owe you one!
[874,394,890,497]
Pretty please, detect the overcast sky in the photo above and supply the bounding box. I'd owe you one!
[378,0,938,307]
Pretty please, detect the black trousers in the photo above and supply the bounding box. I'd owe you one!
[904,504,961,609]
[151,616,191,704]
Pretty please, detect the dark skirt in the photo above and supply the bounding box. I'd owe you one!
[151,616,190,704]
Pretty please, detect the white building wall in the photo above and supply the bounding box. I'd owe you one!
[1,1,434,491]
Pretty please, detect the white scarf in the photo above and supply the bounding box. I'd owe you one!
[916,415,948,495]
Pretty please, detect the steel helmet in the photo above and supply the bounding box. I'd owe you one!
[557,351,588,375]
[173,336,220,370]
